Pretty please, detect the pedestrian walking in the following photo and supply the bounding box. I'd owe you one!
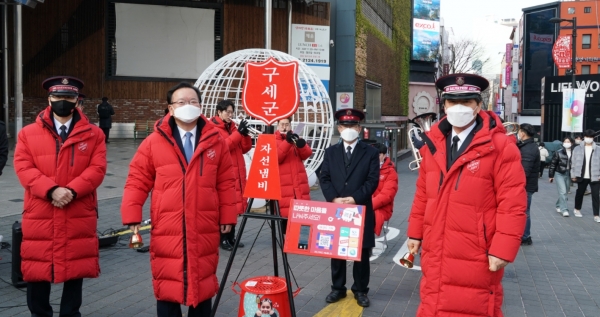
[121,82,238,317]
[0,119,7,176]
[570,129,600,222]
[276,116,312,233]
[549,137,574,217]
[517,123,540,246]
[539,142,549,178]
[407,74,526,317]
[321,109,380,308]
[210,99,252,251]
[97,96,115,143]
[371,143,398,236]
[13,76,107,317]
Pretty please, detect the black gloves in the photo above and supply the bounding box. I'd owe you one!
[237,119,250,136]
[285,131,305,147]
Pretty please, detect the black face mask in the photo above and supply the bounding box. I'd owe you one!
[50,100,76,117]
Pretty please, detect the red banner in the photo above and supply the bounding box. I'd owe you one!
[553,35,572,69]
[242,57,299,125]
[283,199,366,261]
[243,134,281,200]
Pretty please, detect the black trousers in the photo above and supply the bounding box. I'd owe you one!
[331,248,371,293]
[157,298,211,317]
[575,179,600,216]
[539,162,547,177]
[27,278,83,317]
[101,127,110,142]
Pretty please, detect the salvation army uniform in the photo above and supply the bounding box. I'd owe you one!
[320,109,380,307]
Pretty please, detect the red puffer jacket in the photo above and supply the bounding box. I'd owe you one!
[121,115,237,307]
[210,116,252,214]
[408,111,526,317]
[373,157,398,236]
[276,131,312,217]
[13,107,107,283]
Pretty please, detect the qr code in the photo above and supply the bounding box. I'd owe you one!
[318,234,331,248]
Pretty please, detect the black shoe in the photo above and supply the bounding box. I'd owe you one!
[229,239,244,248]
[521,237,532,246]
[325,290,347,303]
[220,240,233,251]
[354,292,370,307]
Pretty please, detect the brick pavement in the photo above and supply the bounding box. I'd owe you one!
[0,139,599,316]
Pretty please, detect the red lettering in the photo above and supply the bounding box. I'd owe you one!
[415,22,436,29]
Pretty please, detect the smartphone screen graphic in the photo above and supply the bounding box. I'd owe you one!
[298,225,310,250]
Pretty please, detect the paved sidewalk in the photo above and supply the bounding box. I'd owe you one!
[0,139,599,316]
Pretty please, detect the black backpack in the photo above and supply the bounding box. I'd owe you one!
[98,103,111,119]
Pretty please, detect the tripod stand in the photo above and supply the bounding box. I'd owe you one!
[210,197,297,317]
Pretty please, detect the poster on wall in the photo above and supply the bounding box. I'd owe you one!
[283,199,366,261]
[412,18,440,61]
[561,88,585,133]
[413,0,440,20]
[336,92,353,110]
[291,24,330,66]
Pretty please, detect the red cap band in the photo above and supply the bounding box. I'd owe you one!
[443,84,481,94]
[339,115,360,121]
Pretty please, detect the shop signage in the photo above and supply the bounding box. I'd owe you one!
[541,74,600,104]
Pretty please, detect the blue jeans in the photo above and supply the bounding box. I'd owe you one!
[522,192,533,240]
[555,172,570,212]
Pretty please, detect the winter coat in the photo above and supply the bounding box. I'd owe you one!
[518,138,540,192]
[373,157,398,236]
[121,114,238,306]
[0,120,7,175]
[276,131,312,218]
[548,148,572,178]
[570,142,600,182]
[13,107,107,283]
[97,101,114,128]
[539,147,549,162]
[210,116,252,214]
[408,111,526,317]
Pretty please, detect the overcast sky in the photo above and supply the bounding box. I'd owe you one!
[440,0,552,73]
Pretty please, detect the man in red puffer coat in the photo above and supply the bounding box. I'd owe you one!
[121,83,237,317]
[407,74,526,317]
[371,143,398,236]
[13,76,107,317]
[210,99,253,251]
[276,116,312,232]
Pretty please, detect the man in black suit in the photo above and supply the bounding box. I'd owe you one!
[320,109,380,307]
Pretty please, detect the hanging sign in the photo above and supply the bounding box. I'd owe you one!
[243,57,299,125]
[552,35,572,69]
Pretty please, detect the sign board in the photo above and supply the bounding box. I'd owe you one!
[244,134,281,200]
[506,43,513,64]
[541,74,600,104]
[412,18,440,62]
[243,57,299,125]
[512,79,519,94]
[291,24,330,66]
[336,92,353,110]
[552,35,572,69]
[561,88,585,133]
[283,199,366,261]
[505,65,511,86]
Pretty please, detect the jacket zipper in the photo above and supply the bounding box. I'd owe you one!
[455,167,463,190]
[70,145,75,166]
[199,155,204,176]
[179,158,188,305]
[55,139,60,167]
[438,172,444,193]
[483,224,488,253]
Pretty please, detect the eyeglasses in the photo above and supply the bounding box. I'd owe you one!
[171,100,200,106]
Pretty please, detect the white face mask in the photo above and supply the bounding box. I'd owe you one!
[445,104,476,128]
[340,128,359,142]
[584,137,594,144]
[173,104,201,123]
[563,143,572,149]
[575,140,581,144]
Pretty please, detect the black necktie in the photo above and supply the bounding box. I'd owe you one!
[60,125,67,142]
[346,146,352,161]
[451,135,460,161]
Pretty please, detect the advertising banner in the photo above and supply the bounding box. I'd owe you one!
[506,43,513,64]
[505,65,511,86]
[291,24,330,66]
[413,0,440,20]
[283,199,366,261]
[561,88,586,133]
[336,92,353,110]
[552,35,572,69]
[412,18,440,61]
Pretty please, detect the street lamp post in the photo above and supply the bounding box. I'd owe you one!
[550,17,577,136]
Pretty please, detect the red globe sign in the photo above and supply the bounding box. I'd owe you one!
[552,35,572,69]
[242,57,300,125]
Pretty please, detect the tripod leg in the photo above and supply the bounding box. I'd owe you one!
[273,200,297,317]
[210,198,254,317]
[269,199,279,277]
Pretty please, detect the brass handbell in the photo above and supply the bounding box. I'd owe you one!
[399,252,415,268]
[129,229,144,249]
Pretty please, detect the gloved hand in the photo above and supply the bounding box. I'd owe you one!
[295,138,306,148]
[285,131,296,144]
[237,119,250,136]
